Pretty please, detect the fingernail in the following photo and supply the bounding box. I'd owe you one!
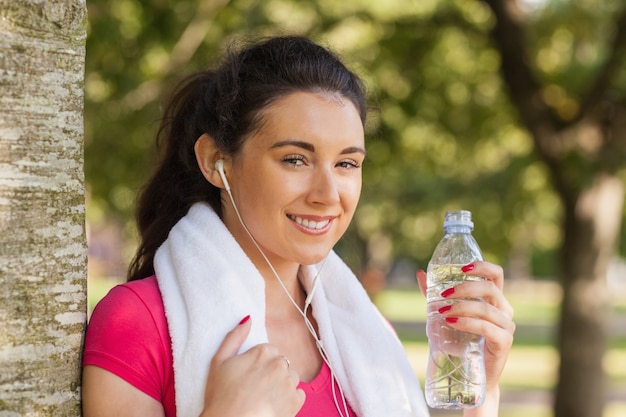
[239,315,251,325]
[438,305,452,314]
[445,317,459,324]
[441,288,455,298]
[461,263,475,273]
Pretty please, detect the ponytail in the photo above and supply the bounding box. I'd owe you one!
[127,73,220,281]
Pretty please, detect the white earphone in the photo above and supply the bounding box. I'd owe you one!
[215,159,231,192]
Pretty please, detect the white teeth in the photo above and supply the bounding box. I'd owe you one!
[289,215,330,230]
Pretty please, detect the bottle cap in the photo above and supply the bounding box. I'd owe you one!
[443,210,474,230]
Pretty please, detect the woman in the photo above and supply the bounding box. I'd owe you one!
[82,35,515,417]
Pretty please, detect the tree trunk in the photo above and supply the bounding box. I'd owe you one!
[0,1,87,416]
[481,2,626,416]
[555,174,624,417]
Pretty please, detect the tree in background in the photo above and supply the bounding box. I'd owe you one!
[481,2,626,416]
[0,1,87,415]
[84,1,625,416]
[356,2,626,415]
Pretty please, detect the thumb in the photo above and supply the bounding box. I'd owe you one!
[416,269,427,297]
[212,315,252,365]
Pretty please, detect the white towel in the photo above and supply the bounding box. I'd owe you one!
[154,202,429,417]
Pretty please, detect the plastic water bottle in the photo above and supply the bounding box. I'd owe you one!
[425,210,486,409]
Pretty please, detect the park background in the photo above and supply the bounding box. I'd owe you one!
[84,0,626,416]
[1,0,625,416]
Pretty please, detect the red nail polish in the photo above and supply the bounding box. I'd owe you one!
[438,305,452,314]
[239,315,250,325]
[441,288,455,298]
[445,317,459,324]
[461,263,475,273]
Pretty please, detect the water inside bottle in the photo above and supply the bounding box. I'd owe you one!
[425,264,486,409]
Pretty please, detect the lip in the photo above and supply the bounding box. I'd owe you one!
[287,214,335,235]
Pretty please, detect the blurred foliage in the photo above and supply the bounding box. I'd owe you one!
[85,0,626,277]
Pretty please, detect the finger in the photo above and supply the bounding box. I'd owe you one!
[279,356,291,370]
[416,269,427,297]
[439,298,515,331]
[212,315,252,365]
[286,367,302,390]
[285,371,306,412]
[295,388,307,410]
[273,355,302,391]
[461,261,504,290]
[444,315,515,349]
[444,281,515,319]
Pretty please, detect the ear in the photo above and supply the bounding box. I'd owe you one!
[194,134,229,189]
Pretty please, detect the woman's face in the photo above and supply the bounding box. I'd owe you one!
[222,91,365,269]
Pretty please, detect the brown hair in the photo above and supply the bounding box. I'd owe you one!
[128,35,368,281]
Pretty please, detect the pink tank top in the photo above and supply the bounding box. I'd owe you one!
[83,276,357,416]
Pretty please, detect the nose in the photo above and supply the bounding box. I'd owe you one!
[307,166,340,206]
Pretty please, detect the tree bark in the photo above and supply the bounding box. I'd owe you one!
[0,1,87,416]
[556,174,624,417]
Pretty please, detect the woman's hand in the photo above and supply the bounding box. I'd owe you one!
[200,316,306,417]
[417,261,515,416]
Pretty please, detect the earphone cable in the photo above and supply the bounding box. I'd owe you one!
[224,186,349,417]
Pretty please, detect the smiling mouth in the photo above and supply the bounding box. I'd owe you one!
[287,214,331,230]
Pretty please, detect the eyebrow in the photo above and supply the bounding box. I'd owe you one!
[270,139,367,156]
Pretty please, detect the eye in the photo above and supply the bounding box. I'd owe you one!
[337,159,362,169]
[282,154,306,167]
